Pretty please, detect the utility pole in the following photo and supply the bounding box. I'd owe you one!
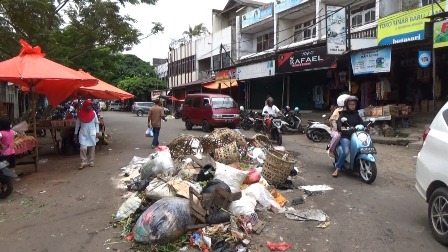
[219,44,223,94]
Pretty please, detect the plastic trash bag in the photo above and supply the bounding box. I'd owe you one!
[133,197,191,244]
[12,121,29,133]
[214,162,248,193]
[228,194,257,216]
[140,151,175,181]
[145,178,176,200]
[244,183,284,213]
[243,168,261,184]
[115,193,142,221]
[145,127,154,137]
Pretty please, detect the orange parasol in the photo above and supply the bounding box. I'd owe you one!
[75,70,134,100]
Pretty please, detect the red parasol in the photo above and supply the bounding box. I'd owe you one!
[75,70,134,100]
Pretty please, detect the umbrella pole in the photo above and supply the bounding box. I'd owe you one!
[31,86,39,172]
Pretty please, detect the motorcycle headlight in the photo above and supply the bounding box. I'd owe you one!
[357,132,370,146]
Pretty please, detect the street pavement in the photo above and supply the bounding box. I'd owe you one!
[0,111,445,251]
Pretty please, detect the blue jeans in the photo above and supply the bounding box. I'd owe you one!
[152,127,160,147]
[335,138,350,169]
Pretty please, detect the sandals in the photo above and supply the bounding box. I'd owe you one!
[332,170,339,177]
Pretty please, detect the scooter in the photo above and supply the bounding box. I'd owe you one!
[264,112,283,146]
[333,117,377,184]
[0,160,17,199]
[281,111,306,134]
[306,115,331,142]
[240,110,255,130]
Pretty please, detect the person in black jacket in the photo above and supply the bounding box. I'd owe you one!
[332,96,364,177]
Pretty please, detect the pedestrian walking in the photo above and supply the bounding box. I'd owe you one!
[148,99,166,149]
[0,118,16,174]
[74,100,100,170]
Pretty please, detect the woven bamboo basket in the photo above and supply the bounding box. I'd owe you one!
[214,142,240,164]
[201,128,247,157]
[262,149,296,186]
[246,134,272,149]
[168,134,202,160]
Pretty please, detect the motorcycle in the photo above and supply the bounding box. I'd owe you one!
[333,117,377,184]
[239,110,255,130]
[264,112,283,146]
[253,112,265,133]
[306,115,331,142]
[281,111,305,134]
[0,160,17,199]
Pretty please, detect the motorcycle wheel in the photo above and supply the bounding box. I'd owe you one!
[306,130,314,140]
[254,124,261,133]
[37,130,46,137]
[242,122,252,130]
[358,159,377,184]
[276,133,282,146]
[0,175,13,199]
[310,131,323,142]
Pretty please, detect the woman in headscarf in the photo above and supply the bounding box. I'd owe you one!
[74,100,100,170]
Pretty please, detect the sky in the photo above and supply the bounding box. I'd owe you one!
[120,0,230,64]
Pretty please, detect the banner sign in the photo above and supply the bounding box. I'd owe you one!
[215,69,237,84]
[326,6,347,55]
[242,3,273,28]
[350,47,392,75]
[237,60,275,80]
[275,0,309,14]
[151,90,162,100]
[378,1,446,46]
[434,20,448,48]
[418,51,431,68]
[277,46,337,73]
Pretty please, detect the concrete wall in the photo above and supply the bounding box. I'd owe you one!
[379,0,401,18]
[278,18,294,47]
[212,26,232,57]
[196,35,213,61]
[239,33,254,58]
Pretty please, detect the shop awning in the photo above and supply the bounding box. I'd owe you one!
[203,81,238,90]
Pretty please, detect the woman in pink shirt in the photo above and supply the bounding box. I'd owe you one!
[0,118,16,171]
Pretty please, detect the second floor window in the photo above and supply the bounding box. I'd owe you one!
[294,19,317,42]
[256,32,274,52]
[351,2,376,27]
[422,0,433,6]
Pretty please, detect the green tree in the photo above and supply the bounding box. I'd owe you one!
[117,76,165,101]
[182,23,210,41]
[0,0,163,68]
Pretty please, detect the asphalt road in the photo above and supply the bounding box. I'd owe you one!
[0,111,445,252]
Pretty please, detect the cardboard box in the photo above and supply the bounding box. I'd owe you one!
[364,107,372,116]
[383,105,399,116]
[371,106,383,116]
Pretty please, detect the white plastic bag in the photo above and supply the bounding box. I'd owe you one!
[229,194,257,216]
[214,162,248,193]
[115,192,142,221]
[145,178,176,200]
[12,121,29,133]
[244,183,284,213]
[140,151,175,180]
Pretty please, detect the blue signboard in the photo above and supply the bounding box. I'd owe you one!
[351,48,392,75]
[242,3,273,28]
[418,51,431,68]
[275,0,309,14]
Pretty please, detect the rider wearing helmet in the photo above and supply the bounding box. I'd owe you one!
[327,94,351,158]
[332,96,364,177]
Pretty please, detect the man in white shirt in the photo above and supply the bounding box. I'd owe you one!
[262,97,284,118]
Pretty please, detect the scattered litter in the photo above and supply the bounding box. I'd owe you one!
[285,208,329,222]
[291,197,305,206]
[108,148,112,151]
[271,189,287,207]
[135,148,139,150]
[39,190,46,194]
[316,221,331,229]
[300,185,333,192]
[38,159,48,164]
[115,193,142,221]
[276,180,295,190]
[266,241,291,251]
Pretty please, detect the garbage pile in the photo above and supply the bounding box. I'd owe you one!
[113,128,326,251]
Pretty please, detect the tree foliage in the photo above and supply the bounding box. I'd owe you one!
[0,0,163,74]
[117,76,165,101]
[183,23,210,41]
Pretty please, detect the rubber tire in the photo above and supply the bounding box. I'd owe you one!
[254,124,261,133]
[0,175,13,199]
[37,130,46,137]
[276,132,283,146]
[311,131,323,142]
[137,110,143,117]
[306,130,314,140]
[202,120,210,133]
[242,122,252,130]
[358,160,377,184]
[428,187,448,245]
[185,119,193,130]
[110,108,115,111]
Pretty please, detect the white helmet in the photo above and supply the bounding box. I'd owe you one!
[239,106,244,111]
[337,94,350,107]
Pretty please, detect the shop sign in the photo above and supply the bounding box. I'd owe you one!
[237,60,275,80]
[434,20,448,48]
[418,51,431,68]
[378,1,445,46]
[350,47,392,75]
[277,46,337,74]
[215,69,237,84]
[151,90,162,100]
[242,3,273,28]
[275,0,309,14]
[326,6,347,55]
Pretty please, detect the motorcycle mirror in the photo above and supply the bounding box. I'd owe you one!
[341,117,348,122]
[369,118,376,123]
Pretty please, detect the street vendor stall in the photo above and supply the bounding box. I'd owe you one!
[0,39,98,171]
[360,104,413,128]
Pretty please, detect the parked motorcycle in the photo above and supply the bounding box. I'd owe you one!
[0,160,17,199]
[333,117,377,184]
[239,109,255,130]
[306,115,331,142]
[253,112,265,133]
[281,111,305,134]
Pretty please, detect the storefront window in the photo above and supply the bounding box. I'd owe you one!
[256,32,274,52]
[350,2,376,27]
